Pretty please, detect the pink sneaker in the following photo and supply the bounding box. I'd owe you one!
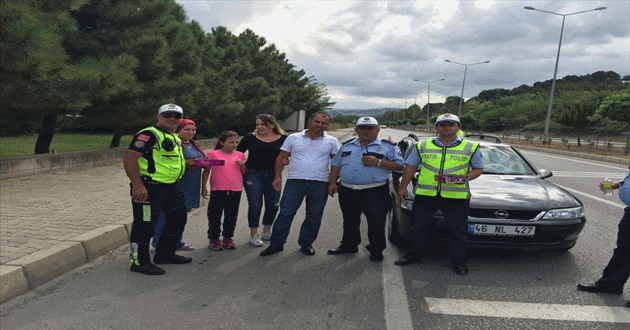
[209,239,223,251]
[222,238,236,250]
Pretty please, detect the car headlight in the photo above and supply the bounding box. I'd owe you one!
[401,199,414,211]
[542,206,584,219]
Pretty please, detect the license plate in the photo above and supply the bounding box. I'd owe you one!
[468,224,535,236]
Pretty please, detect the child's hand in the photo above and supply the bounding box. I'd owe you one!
[236,160,245,166]
[202,186,209,199]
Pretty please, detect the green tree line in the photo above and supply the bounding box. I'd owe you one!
[379,71,629,143]
[1,0,334,153]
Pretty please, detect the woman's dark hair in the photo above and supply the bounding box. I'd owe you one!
[215,130,239,149]
[256,114,286,135]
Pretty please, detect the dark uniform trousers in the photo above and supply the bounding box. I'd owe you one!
[596,206,630,289]
[410,195,470,265]
[338,184,391,253]
[130,177,187,264]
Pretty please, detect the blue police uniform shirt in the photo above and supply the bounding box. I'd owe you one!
[331,138,404,185]
[404,136,483,169]
[618,167,630,206]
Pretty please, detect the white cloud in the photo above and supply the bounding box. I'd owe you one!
[475,0,495,10]
[177,0,630,110]
[374,16,412,38]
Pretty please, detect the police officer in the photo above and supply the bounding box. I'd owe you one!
[327,117,404,262]
[577,167,630,308]
[395,113,483,275]
[122,104,193,275]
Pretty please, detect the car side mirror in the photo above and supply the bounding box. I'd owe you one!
[538,169,553,179]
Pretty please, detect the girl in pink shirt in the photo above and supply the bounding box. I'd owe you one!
[202,131,247,251]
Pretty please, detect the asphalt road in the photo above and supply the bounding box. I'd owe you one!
[1,128,628,330]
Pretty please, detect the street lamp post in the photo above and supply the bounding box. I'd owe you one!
[409,92,417,119]
[407,91,427,120]
[524,5,606,142]
[444,60,490,117]
[414,78,445,125]
[390,101,396,124]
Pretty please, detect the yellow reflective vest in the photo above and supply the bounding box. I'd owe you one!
[414,138,479,199]
[137,126,185,184]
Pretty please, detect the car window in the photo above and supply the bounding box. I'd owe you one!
[480,145,536,175]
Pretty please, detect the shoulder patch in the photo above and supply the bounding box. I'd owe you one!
[139,128,160,142]
[381,138,396,145]
[137,134,151,142]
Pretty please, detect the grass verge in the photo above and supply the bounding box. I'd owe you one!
[0,134,133,157]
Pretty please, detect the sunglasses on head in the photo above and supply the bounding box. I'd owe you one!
[161,112,182,119]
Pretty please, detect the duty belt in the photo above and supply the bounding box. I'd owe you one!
[340,180,388,190]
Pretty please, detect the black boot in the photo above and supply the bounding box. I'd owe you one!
[130,263,165,275]
[129,242,165,275]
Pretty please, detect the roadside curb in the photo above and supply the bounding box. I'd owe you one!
[0,213,208,304]
[0,266,28,303]
[0,224,132,304]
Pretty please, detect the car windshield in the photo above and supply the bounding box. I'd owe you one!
[480,145,536,175]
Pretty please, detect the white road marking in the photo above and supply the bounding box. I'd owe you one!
[555,184,626,209]
[551,171,627,178]
[383,212,413,330]
[519,150,628,170]
[425,297,630,323]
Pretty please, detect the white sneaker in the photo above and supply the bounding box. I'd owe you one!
[249,235,263,247]
[260,232,272,241]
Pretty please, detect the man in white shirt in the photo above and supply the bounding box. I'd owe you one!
[260,112,339,256]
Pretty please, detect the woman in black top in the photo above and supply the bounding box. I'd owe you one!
[237,114,287,247]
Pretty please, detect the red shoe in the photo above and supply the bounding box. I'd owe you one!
[209,239,223,251]
[222,238,236,250]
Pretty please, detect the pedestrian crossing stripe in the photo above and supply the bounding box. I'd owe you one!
[424,297,630,323]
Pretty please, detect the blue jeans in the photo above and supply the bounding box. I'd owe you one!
[243,169,281,228]
[270,179,329,247]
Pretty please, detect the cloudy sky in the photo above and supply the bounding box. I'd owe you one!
[177,0,629,110]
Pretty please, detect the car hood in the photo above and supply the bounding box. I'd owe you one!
[470,175,581,210]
